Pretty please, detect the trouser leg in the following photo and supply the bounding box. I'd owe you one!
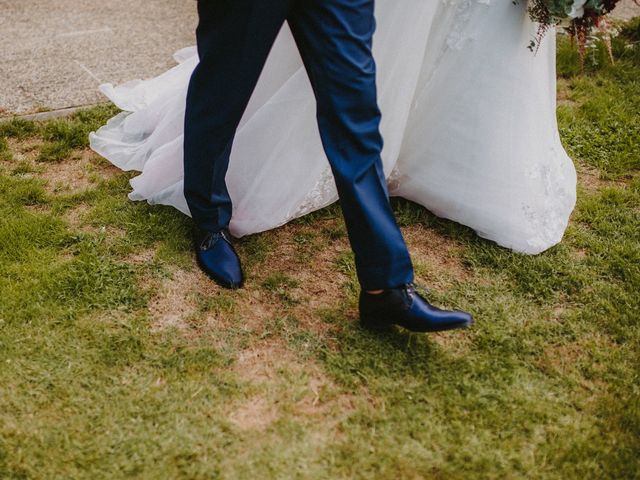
[184,0,291,232]
[287,0,414,290]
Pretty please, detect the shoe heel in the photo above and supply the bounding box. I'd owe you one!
[359,315,391,332]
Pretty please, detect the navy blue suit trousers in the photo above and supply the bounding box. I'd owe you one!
[184,0,414,289]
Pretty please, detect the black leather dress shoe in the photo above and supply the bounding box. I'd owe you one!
[359,284,473,333]
[194,228,244,289]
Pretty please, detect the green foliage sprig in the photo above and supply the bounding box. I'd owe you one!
[527,0,635,58]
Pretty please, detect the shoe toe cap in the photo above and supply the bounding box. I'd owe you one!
[197,242,243,287]
[409,301,474,332]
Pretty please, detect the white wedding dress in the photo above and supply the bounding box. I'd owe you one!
[89,0,577,255]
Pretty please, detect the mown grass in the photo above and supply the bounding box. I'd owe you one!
[0,24,639,479]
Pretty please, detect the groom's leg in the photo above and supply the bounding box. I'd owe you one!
[288,0,414,290]
[184,0,291,232]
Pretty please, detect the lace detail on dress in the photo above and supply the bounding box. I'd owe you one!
[522,203,564,252]
[290,166,338,219]
[387,166,403,194]
[289,165,407,222]
[414,0,492,99]
[444,0,491,50]
[521,144,574,251]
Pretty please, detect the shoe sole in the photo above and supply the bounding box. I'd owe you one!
[360,315,474,333]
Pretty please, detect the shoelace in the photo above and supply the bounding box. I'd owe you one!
[400,283,429,305]
[199,230,231,250]
[405,282,429,296]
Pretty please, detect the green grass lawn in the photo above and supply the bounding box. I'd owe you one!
[1,26,639,479]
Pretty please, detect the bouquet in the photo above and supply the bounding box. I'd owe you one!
[527,0,635,58]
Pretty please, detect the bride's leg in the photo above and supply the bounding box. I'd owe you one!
[288,0,414,290]
[184,0,291,233]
